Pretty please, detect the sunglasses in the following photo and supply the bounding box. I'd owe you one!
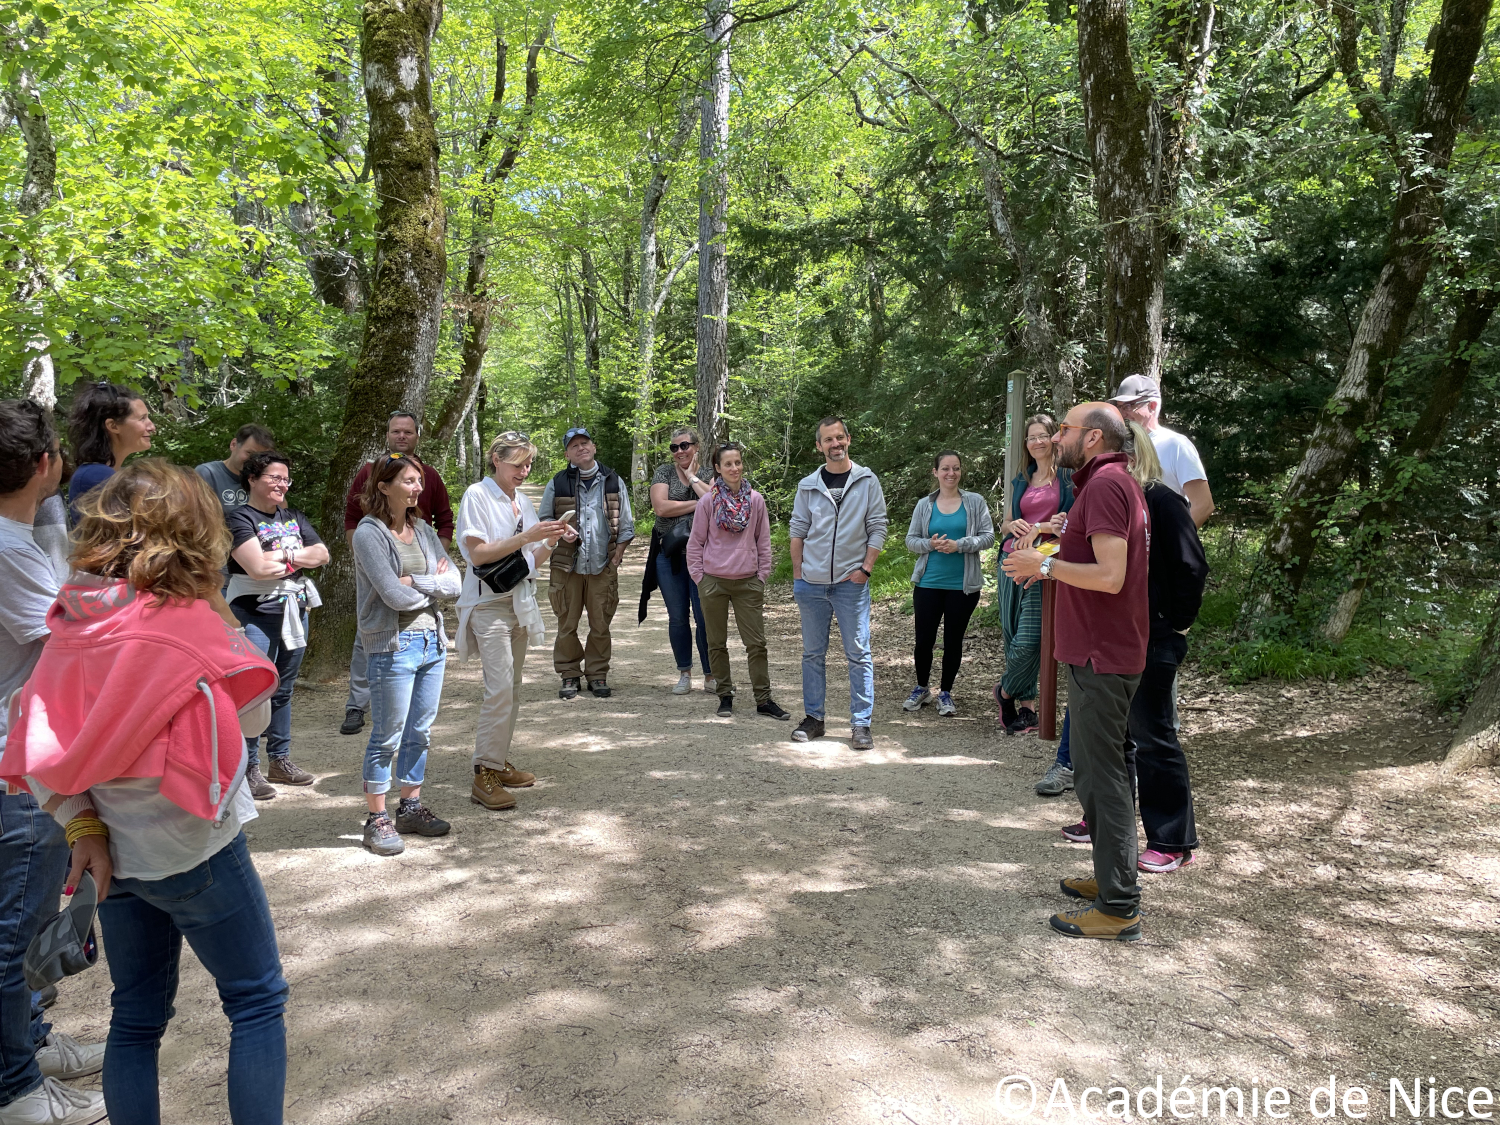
[496,430,530,443]
[669,441,697,453]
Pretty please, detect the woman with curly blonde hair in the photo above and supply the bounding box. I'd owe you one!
[2,459,290,1125]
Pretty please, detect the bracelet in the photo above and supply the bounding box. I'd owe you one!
[65,816,110,848]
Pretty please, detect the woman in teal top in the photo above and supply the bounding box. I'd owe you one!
[903,450,995,716]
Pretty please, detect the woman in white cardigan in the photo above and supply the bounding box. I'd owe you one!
[455,432,572,812]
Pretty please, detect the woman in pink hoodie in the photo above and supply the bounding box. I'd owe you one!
[2,461,288,1125]
[686,443,788,721]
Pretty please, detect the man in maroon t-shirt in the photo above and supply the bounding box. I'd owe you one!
[338,410,455,735]
[1004,401,1149,941]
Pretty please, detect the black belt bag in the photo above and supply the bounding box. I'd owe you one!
[472,550,530,594]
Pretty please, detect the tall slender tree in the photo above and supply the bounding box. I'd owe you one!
[695,0,733,448]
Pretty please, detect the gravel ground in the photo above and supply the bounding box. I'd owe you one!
[45,553,1500,1124]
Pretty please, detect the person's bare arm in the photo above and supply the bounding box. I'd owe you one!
[1183,479,1214,528]
[230,540,289,580]
[790,537,804,580]
[1003,533,1129,594]
[465,520,569,565]
[650,482,699,518]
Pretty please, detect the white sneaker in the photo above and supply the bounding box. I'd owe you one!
[0,1078,107,1125]
[672,672,693,695]
[36,1033,104,1081]
[704,677,717,695]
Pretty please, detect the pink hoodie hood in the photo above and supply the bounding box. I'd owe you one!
[1,579,278,821]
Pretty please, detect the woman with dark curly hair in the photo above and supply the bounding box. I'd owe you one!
[64,383,155,525]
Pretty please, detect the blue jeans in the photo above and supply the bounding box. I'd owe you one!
[0,792,69,1107]
[793,578,875,726]
[1056,707,1072,769]
[362,630,446,794]
[232,604,308,769]
[655,553,711,674]
[98,832,288,1125]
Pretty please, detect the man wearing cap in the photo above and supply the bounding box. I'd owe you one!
[1110,374,1214,528]
[541,427,635,699]
[0,400,107,1125]
[337,410,455,736]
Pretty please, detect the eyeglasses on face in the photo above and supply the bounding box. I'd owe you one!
[669,441,697,453]
[1026,433,1053,443]
[1055,423,1097,434]
[263,476,291,487]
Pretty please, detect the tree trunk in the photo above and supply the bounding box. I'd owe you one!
[1254,0,1492,612]
[579,248,601,404]
[306,0,446,678]
[631,96,699,505]
[695,0,733,448]
[1322,286,1498,642]
[3,24,59,409]
[1444,594,1500,773]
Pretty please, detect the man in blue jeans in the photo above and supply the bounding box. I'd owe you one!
[0,399,106,1125]
[789,417,888,750]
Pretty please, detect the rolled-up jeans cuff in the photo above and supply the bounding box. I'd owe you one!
[362,777,392,795]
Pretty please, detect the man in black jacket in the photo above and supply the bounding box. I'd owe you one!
[1130,477,1209,873]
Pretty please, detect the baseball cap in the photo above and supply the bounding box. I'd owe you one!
[1110,374,1162,404]
[24,872,100,991]
[563,426,593,449]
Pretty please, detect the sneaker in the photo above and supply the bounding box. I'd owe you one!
[363,812,404,856]
[0,1076,106,1125]
[245,765,276,801]
[1009,707,1039,735]
[1139,848,1196,873]
[1035,762,1075,796]
[993,682,1017,729]
[559,677,581,700]
[496,761,535,787]
[394,801,451,837]
[36,1032,104,1080]
[672,672,693,695]
[791,716,825,743]
[716,694,733,717]
[902,686,931,712]
[589,678,612,698]
[471,766,518,810]
[1048,903,1142,942]
[1060,876,1098,900]
[704,677,717,695]
[1061,817,1091,844]
[756,699,791,721]
[851,725,874,751]
[339,707,365,735]
[266,757,314,786]
[936,691,956,717]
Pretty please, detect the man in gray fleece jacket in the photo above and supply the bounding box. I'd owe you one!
[789,417,888,750]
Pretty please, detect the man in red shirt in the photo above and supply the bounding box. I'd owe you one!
[1004,402,1149,941]
[338,411,455,735]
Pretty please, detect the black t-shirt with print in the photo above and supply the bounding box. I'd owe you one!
[226,504,323,614]
[820,467,851,504]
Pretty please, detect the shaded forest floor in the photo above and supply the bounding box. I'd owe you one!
[49,558,1500,1124]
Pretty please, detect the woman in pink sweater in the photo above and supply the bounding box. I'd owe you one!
[686,444,788,721]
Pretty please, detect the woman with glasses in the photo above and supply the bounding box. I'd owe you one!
[645,426,715,695]
[455,432,572,812]
[996,414,1075,738]
[226,451,329,798]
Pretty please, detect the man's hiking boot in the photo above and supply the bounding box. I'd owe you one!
[496,761,534,787]
[589,679,612,698]
[559,677,581,699]
[472,766,518,810]
[1049,903,1141,941]
[791,716,824,743]
[756,699,790,720]
[717,695,733,717]
[267,757,314,786]
[1060,876,1098,900]
[339,708,365,735]
[851,725,875,751]
[245,765,276,801]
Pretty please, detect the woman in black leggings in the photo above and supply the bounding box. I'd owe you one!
[902,451,995,715]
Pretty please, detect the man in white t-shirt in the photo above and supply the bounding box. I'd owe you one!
[1110,374,1215,528]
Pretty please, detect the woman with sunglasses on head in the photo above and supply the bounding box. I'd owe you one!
[225,452,329,799]
[996,414,1075,739]
[351,453,461,856]
[65,382,156,525]
[455,432,572,812]
[645,427,715,695]
[903,450,994,716]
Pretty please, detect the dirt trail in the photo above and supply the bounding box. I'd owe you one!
[49,549,1500,1124]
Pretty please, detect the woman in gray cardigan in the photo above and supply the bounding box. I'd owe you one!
[352,453,462,856]
[903,451,995,716]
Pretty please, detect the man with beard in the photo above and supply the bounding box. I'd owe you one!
[1004,402,1149,941]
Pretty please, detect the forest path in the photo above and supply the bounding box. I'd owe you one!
[49,531,1499,1124]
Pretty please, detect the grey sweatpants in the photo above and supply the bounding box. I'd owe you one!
[1067,660,1143,917]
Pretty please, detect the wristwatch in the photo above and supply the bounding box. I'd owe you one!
[1039,556,1055,579]
[856,565,871,577]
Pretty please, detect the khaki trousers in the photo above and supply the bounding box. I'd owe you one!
[698,574,771,703]
[548,565,619,679]
[472,599,530,771]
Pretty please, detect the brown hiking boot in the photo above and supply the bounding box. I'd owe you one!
[266,757,315,786]
[1060,876,1099,900]
[1049,903,1142,942]
[245,765,276,800]
[496,761,535,788]
[471,766,518,810]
